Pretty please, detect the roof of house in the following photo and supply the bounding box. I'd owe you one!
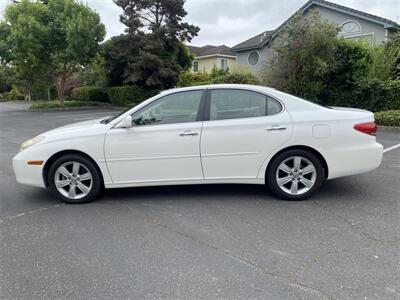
[232,0,400,52]
[188,45,236,57]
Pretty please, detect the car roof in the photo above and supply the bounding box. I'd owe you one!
[161,84,274,94]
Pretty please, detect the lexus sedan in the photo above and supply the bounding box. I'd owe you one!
[13,84,383,203]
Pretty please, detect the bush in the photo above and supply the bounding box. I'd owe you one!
[213,72,260,85]
[375,110,400,127]
[3,88,25,101]
[29,100,111,110]
[177,71,212,87]
[72,86,109,103]
[322,79,400,112]
[107,85,157,106]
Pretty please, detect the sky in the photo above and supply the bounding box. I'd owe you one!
[1,0,399,47]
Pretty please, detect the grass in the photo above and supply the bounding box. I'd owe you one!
[29,100,113,110]
[375,110,400,127]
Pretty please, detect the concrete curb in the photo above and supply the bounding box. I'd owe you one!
[29,106,125,112]
[378,126,400,133]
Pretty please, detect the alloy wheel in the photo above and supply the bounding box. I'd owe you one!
[275,156,317,196]
[54,161,93,200]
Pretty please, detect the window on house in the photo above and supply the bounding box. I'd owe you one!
[220,59,228,71]
[193,61,199,72]
[340,21,361,36]
[248,51,260,66]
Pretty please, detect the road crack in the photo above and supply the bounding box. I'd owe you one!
[118,201,335,300]
[0,204,65,224]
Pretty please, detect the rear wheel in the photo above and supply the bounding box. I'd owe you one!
[267,149,324,200]
[48,154,103,204]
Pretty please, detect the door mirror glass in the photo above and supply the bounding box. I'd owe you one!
[119,115,132,128]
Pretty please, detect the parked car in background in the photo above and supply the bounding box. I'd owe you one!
[13,84,383,203]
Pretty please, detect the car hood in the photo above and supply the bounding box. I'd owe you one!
[42,118,105,137]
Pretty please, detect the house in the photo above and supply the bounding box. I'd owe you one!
[188,45,237,73]
[232,0,400,73]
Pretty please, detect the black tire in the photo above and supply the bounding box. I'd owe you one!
[48,154,103,204]
[266,149,324,201]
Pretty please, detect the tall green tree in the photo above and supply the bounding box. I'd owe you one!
[262,11,339,101]
[106,0,199,90]
[4,0,50,100]
[4,0,105,104]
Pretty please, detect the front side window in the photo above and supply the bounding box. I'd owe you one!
[209,89,282,121]
[132,90,203,126]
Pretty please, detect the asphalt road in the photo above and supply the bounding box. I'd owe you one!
[0,102,399,299]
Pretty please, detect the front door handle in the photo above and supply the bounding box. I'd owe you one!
[179,131,199,137]
[267,126,287,131]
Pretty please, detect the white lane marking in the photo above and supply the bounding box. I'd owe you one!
[0,204,65,224]
[383,143,400,153]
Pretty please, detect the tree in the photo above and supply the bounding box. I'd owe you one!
[114,0,199,40]
[4,0,50,100]
[4,0,105,104]
[105,0,199,90]
[262,11,339,101]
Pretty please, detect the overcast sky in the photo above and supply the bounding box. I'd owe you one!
[1,0,399,47]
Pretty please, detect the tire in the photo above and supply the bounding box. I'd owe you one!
[48,154,103,204]
[266,149,324,201]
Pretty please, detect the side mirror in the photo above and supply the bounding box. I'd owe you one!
[119,116,132,128]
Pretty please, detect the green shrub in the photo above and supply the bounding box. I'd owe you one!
[213,72,260,85]
[375,110,400,127]
[3,88,25,101]
[177,71,212,87]
[29,100,111,110]
[107,85,157,106]
[72,86,109,103]
[322,79,400,112]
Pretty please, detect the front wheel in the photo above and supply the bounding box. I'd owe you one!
[267,149,324,201]
[48,154,103,204]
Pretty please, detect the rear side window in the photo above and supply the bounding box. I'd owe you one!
[209,89,282,121]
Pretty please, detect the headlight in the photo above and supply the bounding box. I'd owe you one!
[20,136,45,152]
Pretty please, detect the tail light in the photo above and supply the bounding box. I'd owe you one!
[354,122,377,136]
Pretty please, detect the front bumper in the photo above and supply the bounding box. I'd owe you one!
[13,153,46,188]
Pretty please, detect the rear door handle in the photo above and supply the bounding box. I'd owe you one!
[179,131,199,137]
[267,126,287,131]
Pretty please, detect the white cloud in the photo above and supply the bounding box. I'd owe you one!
[1,0,399,46]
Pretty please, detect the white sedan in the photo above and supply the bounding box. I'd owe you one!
[13,84,383,203]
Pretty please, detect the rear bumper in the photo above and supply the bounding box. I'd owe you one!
[13,153,46,188]
[325,142,383,179]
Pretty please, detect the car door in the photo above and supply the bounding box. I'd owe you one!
[104,89,206,184]
[200,88,292,180]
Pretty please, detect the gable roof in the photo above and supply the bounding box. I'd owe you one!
[232,0,400,52]
[188,45,236,57]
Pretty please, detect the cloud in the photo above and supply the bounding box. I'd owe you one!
[1,0,399,46]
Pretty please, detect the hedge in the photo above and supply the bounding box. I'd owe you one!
[107,85,158,106]
[322,79,400,112]
[72,86,109,103]
[213,72,260,85]
[3,88,25,101]
[375,110,400,127]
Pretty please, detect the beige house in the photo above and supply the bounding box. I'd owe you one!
[188,45,237,73]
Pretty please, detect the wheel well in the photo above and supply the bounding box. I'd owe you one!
[42,150,104,187]
[266,145,329,180]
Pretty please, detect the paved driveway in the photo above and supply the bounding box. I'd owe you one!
[0,102,399,299]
